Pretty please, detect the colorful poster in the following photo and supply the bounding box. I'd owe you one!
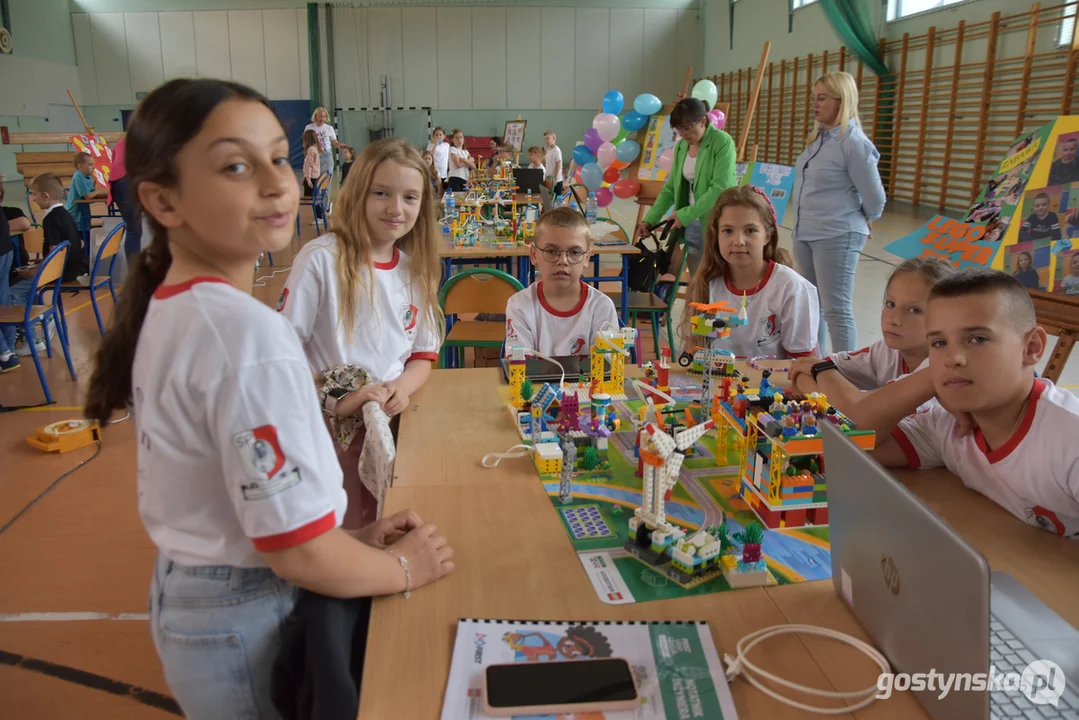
[503,120,526,152]
[638,114,674,182]
[70,134,113,190]
[745,162,796,225]
[884,215,999,269]
[441,619,738,720]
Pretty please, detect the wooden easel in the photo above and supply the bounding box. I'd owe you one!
[1030,290,1079,383]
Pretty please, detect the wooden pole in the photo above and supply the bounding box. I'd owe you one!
[912,27,936,207]
[789,56,800,166]
[970,12,1000,204]
[66,89,93,135]
[822,49,830,74]
[938,21,965,211]
[1016,4,1040,136]
[839,46,846,72]
[736,68,744,148]
[803,53,813,151]
[738,42,770,161]
[778,59,787,164]
[1061,5,1078,115]
[3,131,125,145]
[765,62,774,163]
[888,34,909,199]
[871,38,885,150]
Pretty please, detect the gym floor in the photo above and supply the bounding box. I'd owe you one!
[1,193,1075,717]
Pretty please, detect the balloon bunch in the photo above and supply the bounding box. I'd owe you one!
[572,83,726,208]
[572,90,664,207]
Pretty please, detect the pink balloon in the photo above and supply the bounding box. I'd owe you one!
[658,149,674,173]
[593,113,621,142]
[596,142,617,168]
[612,178,641,199]
[708,109,727,130]
[595,187,614,208]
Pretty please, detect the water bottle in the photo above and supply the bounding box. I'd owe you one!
[586,192,598,226]
[445,191,456,222]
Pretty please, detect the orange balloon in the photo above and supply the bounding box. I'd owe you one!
[610,159,630,170]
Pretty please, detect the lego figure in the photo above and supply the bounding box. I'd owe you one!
[759,369,773,396]
[826,407,841,425]
[782,415,798,438]
[770,394,785,419]
[802,413,819,436]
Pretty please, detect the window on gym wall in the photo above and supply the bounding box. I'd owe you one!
[790,0,819,8]
[1060,2,1076,49]
[887,0,968,22]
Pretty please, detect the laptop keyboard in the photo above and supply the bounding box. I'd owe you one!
[989,618,1075,719]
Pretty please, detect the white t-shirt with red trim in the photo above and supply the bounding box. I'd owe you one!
[892,378,1079,540]
[134,278,347,568]
[279,235,441,382]
[830,339,917,391]
[505,281,619,357]
[707,261,820,360]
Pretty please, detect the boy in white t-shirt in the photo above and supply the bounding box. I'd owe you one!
[544,131,564,195]
[505,207,619,357]
[872,269,1079,539]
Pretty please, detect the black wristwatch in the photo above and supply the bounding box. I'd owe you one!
[810,359,838,381]
[323,387,352,416]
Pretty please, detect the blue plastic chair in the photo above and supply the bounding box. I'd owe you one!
[59,222,125,336]
[296,172,332,238]
[0,242,77,402]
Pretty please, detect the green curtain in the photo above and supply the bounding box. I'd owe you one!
[307,3,320,112]
[820,0,888,76]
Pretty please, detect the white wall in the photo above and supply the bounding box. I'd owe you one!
[71,9,311,104]
[330,4,702,111]
[703,0,1063,76]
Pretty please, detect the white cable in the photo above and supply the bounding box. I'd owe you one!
[519,348,566,391]
[481,444,533,468]
[108,412,130,425]
[724,624,890,715]
[252,267,291,288]
[629,379,676,407]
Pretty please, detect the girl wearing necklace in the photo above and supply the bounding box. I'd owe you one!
[680,186,820,360]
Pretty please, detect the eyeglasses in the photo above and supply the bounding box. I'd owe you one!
[536,246,588,264]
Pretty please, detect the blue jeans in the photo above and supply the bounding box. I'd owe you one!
[319,149,334,176]
[111,177,143,259]
[683,219,704,275]
[0,250,14,355]
[792,232,868,354]
[149,553,297,720]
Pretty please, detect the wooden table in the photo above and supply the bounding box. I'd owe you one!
[364,368,1079,718]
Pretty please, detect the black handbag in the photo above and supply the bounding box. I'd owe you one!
[626,219,677,293]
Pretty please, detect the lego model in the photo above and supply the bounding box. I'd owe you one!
[713,388,875,529]
[26,418,101,453]
[558,435,575,504]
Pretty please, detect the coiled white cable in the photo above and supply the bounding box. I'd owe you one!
[724,624,890,714]
[481,444,534,468]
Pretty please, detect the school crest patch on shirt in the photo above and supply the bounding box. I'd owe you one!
[233,425,301,500]
[757,314,779,347]
[567,337,586,355]
[401,303,418,333]
[276,288,289,312]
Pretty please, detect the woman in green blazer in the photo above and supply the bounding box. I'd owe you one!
[636,98,737,273]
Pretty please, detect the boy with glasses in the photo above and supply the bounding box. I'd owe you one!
[505,208,618,356]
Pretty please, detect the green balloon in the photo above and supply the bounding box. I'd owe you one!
[613,126,630,145]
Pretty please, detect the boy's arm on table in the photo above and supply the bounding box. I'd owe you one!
[870,434,914,469]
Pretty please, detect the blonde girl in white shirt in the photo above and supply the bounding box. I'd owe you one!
[83,79,453,719]
[446,128,475,192]
[280,138,444,527]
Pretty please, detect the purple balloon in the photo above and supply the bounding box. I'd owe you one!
[584,128,603,154]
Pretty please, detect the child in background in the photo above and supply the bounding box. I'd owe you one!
[426,127,449,193]
[447,129,475,192]
[544,131,564,196]
[65,151,104,231]
[505,207,619,357]
[788,257,956,433]
[0,177,32,372]
[871,269,1079,538]
[1011,251,1042,290]
[527,146,546,171]
[302,129,321,198]
[485,137,502,172]
[1062,253,1079,295]
[1019,192,1062,242]
[340,145,355,184]
[82,78,453,717]
[681,186,819,359]
[421,150,440,194]
[279,138,443,528]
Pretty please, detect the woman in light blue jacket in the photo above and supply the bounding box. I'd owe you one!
[791,71,886,353]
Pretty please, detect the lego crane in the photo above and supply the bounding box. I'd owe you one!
[630,419,715,548]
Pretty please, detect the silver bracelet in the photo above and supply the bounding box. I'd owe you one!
[386,549,411,598]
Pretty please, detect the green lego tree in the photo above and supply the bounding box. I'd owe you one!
[734,522,765,564]
[521,379,534,403]
[711,523,735,555]
[581,446,599,471]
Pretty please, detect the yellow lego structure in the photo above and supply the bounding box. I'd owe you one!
[26,419,101,453]
[508,348,527,409]
[534,442,563,473]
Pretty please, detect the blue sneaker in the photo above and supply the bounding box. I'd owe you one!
[0,354,19,373]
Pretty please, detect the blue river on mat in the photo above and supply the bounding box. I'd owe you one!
[542,481,832,581]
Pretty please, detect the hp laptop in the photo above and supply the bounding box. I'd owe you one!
[822,421,1079,719]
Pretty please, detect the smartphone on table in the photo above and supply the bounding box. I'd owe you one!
[483,657,639,717]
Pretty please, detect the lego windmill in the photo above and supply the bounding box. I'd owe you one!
[686,301,746,405]
[630,419,715,549]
